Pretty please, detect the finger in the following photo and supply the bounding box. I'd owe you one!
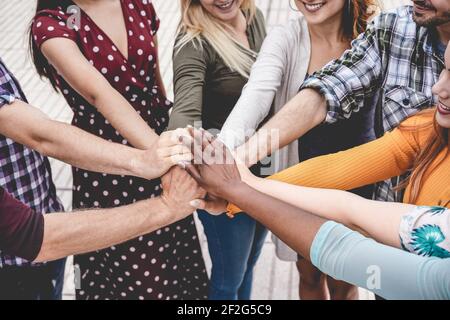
[199,128,213,152]
[159,144,191,158]
[167,153,193,166]
[160,129,192,148]
[201,128,215,143]
[184,163,203,184]
[191,129,205,164]
[186,125,195,138]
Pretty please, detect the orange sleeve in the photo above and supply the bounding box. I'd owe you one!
[227,113,433,215]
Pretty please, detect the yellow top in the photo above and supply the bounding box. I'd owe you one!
[228,111,450,214]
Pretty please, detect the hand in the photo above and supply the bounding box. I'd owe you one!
[183,129,243,200]
[190,195,229,216]
[131,129,193,180]
[160,166,206,221]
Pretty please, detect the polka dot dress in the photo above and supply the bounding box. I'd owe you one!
[32,0,208,300]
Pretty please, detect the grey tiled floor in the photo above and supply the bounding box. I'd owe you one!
[1,0,410,300]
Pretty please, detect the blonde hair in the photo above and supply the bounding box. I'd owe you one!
[176,0,257,78]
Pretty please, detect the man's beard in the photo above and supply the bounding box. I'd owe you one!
[413,9,450,27]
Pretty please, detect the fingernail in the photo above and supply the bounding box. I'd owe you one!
[190,200,200,207]
[177,161,186,169]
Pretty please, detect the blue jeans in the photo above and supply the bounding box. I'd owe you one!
[198,210,268,300]
[0,258,66,300]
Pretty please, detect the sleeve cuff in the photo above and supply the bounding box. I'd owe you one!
[27,213,45,262]
[301,77,342,125]
[310,221,341,267]
[0,91,16,109]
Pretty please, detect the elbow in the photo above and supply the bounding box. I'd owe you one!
[87,91,100,107]
[33,248,57,263]
[301,89,327,127]
[311,95,327,126]
[33,251,46,263]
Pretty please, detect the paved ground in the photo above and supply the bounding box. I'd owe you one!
[1,0,410,300]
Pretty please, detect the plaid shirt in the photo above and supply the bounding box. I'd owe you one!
[0,58,64,267]
[302,6,444,202]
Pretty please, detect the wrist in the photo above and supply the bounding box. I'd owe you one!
[128,149,147,179]
[220,181,251,204]
[147,197,176,228]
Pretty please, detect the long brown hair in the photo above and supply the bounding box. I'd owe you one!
[344,0,379,40]
[28,0,73,91]
[399,109,449,203]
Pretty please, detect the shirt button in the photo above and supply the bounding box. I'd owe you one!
[402,98,410,106]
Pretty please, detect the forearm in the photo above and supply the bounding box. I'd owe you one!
[40,120,147,177]
[236,89,326,166]
[35,197,174,262]
[168,39,206,130]
[219,89,273,150]
[224,182,326,259]
[219,42,284,149]
[40,39,159,150]
[93,87,159,150]
[245,175,412,247]
[245,175,360,228]
[0,101,147,178]
[167,104,202,130]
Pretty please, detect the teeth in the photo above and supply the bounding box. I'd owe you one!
[441,103,450,111]
[305,2,324,10]
[217,0,233,9]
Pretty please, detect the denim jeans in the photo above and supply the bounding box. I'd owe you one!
[198,210,268,300]
[0,258,66,300]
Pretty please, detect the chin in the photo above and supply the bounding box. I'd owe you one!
[214,8,240,22]
[303,14,328,25]
[436,113,450,129]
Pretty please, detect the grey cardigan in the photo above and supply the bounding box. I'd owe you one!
[219,16,311,261]
[219,16,311,171]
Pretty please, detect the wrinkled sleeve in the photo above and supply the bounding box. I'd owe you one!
[301,16,384,124]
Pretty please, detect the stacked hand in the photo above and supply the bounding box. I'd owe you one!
[179,128,250,215]
[157,127,256,218]
[132,129,194,180]
[160,166,206,221]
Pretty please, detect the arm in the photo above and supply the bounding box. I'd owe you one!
[311,222,450,300]
[245,173,414,248]
[184,134,326,259]
[0,101,192,180]
[230,120,421,210]
[236,19,383,165]
[235,89,326,165]
[41,38,159,150]
[167,38,208,130]
[36,167,203,262]
[219,26,290,149]
[185,135,450,300]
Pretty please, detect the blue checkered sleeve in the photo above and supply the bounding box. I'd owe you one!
[301,15,384,124]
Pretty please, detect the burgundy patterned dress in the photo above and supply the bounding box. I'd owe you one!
[32,0,207,300]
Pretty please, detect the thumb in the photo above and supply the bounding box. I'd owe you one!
[189,199,225,216]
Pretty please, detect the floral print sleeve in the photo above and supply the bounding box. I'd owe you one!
[400,206,450,259]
